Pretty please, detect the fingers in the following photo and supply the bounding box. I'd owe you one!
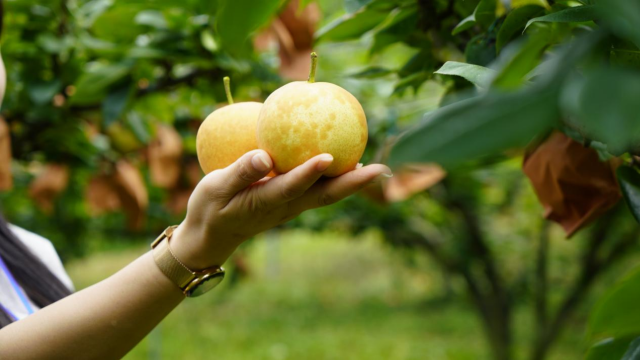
[289,164,392,213]
[216,150,274,198]
[256,154,334,207]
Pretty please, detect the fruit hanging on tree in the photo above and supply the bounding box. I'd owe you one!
[196,77,263,174]
[257,52,368,177]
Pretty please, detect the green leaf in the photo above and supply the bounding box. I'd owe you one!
[586,337,638,360]
[102,82,135,128]
[200,29,218,53]
[70,62,132,105]
[496,5,545,53]
[622,337,640,360]
[611,44,640,69]
[434,61,496,90]
[36,33,74,55]
[452,14,476,36]
[618,167,640,224]
[475,0,497,28]
[28,79,62,105]
[388,85,559,168]
[561,67,640,156]
[125,112,151,144]
[369,6,418,55]
[344,0,373,13]
[392,72,430,96]
[492,36,548,89]
[134,10,168,29]
[524,5,599,32]
[217,0,284,53]
[511,0,549,9]
[452,0,496,35]
[315,6,389,42]
[589,266,640,340]
[600,0,640,48]
[466,33,497,66]
[350,67,393,79]
[75,0,114,29]
[398,48,434,78]
[92,4,146,42]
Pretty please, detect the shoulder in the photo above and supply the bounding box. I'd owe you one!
[8,224,75,292]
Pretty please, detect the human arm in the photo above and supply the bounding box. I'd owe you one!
[0,150,391,359]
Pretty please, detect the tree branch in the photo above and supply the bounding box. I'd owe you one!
[534,220,550,338]
[530,211,639,360]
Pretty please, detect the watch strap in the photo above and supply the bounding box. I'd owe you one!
[152,237,195,290]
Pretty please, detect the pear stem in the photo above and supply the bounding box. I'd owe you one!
[308,52,318,83]
[223,76,234,104]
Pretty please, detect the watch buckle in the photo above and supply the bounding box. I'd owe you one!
[151,225,179,248]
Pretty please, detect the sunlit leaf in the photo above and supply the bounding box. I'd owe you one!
[200,29,218,53]
[511,0,549,9]
[434,61,496,89]
[524,5,599,32]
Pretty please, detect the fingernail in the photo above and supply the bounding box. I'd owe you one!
[316,154,334,172]
[372,172,393,182]
[252,153,272,172]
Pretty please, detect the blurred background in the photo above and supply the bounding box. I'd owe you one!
[1,0,640,359]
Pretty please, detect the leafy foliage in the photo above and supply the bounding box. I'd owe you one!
[0,0,283,257]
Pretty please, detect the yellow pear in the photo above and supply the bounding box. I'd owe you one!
[257,53,368,177]
[197,77,263,174]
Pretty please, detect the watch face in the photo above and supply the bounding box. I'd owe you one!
[185,272,225,297]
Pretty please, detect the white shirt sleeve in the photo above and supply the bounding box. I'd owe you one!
[7,224,75,292]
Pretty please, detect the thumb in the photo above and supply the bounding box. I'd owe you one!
[220,150,273,197]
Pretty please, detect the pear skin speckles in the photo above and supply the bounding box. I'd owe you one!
[257,81,368,177]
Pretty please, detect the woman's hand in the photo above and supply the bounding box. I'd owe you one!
[170,150,392,269]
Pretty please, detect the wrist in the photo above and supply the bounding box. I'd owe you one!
[169,221,232,270]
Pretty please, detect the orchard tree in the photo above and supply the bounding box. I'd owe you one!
[314,0,640,359]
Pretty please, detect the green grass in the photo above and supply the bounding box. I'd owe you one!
[66,230,585,360]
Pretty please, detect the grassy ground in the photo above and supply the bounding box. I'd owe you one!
[66,230,585,360]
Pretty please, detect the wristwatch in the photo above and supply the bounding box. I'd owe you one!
[151,225,225,297]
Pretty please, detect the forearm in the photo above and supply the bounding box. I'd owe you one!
[0,251,184,360]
